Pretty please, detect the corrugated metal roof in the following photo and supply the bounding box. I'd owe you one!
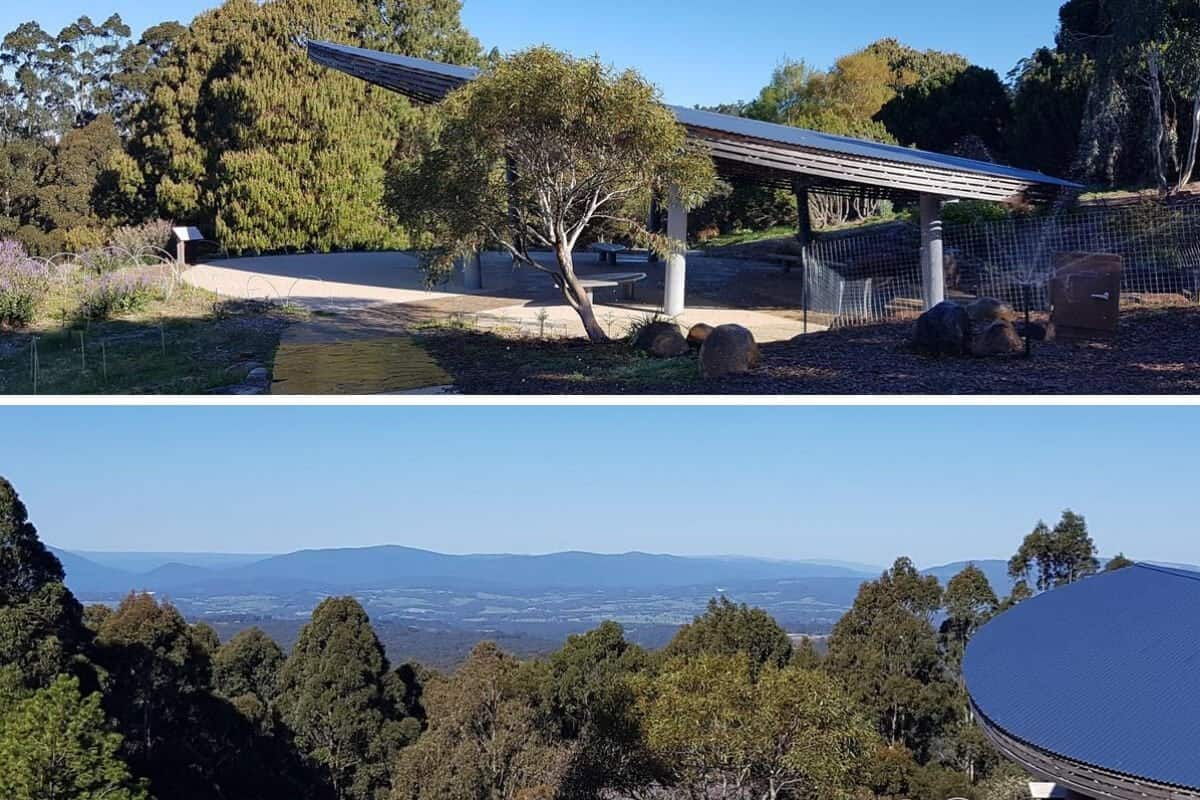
[308,39,480,81]
[964,564,1200,791]
[670,106,1081,190]
[304,39,1082,199]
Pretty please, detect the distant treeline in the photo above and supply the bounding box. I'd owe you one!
[0,474,1135,800]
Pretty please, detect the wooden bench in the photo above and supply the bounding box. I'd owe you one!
[577,272,647,304]
[592,243,629,264]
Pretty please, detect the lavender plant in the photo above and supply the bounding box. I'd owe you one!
[0,241,50,328]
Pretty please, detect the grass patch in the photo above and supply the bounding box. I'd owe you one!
[0,291,300,394]
[700,226,797,249]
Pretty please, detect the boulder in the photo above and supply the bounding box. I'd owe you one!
[632,321,688,358]
[687,323,714,348]
[912,301,971,356]
[700,324,760,378]
[967,297,1015,325]
[972,321,1024,356]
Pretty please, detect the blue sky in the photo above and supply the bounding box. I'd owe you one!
[0,405,1193,566]
[0,0,1064,106]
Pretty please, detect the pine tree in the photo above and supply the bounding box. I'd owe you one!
[0,477,87,690]
[0,675,146,800]
[277,596,409,800]
[129,0,482,253]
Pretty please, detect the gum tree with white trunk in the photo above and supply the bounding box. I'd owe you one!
[388,47,715,342]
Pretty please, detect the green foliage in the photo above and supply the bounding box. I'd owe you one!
[665,595,793,672]
[213,627,284,703]
[941,564,999,665]
[277,596,411,800]
[1106,553,1136,571]
[638,654,876,800]
[1007,510,1100,592]
[0,476,88,690]
[825,558,954,761]
[390,45,715,342]
[0,675,146,800]
[78,270,160,319]
[393,641,572,800]
[128,0,481,255]
[877,66,1012,156]
[1007,48,1093,177]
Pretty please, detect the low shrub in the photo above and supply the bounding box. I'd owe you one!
[0,240,51,328]
[109,220,174,257]
[79,269,160,319]
[63,226,109,254]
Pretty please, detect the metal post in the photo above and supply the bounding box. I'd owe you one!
[664,186,687,316]
[647,197,661,264]
[801,248,809,335]
[792,179,813,276]
[920,193,946,309]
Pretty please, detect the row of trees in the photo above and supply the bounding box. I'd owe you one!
[0,471,1136,800]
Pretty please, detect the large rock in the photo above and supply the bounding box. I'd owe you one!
[700,324,760,378]
[972,320,1024,356]
[632,321,688,358]
[967,297,1016,325]
[687,323,714,348]
[912,301,971,356]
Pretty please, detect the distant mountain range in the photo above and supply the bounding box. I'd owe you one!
[49,546,1174,636]
[50,545,889,596]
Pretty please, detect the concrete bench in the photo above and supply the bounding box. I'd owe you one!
[577,272,647,304]
[592,243,629,264]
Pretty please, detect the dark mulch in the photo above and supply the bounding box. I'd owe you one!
[419,305,1200,395]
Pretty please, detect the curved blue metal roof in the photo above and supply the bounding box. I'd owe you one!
[964,564,1200,790]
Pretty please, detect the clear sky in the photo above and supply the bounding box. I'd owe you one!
[1,405,1193,567]
[0,0,1065,107]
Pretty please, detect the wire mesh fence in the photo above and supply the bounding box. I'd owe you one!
[802,200,1200,327]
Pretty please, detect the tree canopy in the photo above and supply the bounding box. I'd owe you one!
[389,46,715,342]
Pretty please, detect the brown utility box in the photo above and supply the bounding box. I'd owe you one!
[1050,252,1123,340]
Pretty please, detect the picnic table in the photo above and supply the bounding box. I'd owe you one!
[577,272,647,304]
[591,243,629,264]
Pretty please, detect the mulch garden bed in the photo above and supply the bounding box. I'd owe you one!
[420,304,1200,395]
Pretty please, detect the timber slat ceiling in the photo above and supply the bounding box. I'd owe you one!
[305,39,1082,203]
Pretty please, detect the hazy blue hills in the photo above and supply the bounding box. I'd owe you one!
[50,545,884,595]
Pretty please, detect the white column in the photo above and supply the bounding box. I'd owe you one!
[462,250,483,291]
[920,193,945,309]
[664,187,687,316]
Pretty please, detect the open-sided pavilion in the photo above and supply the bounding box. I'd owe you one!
[305,39,1082,316]
[964,563,1200,800]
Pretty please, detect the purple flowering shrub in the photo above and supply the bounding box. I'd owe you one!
[0,240,50,328]
[79,269,161,319]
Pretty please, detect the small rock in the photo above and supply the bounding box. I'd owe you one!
[700,324,760,378]
[632,321,688,358]
[244,367,270,388]
[1016,321,1047,342]
[967,297,1016,325]
[912,301,971,356]
[225,361,263,377]
[687,323,714,348]
[972,320,1024,356]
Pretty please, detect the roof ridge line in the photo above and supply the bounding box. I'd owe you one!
[1134,562,1200,582]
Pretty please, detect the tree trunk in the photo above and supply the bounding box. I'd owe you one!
[554,242,609,342]
[1147,49,1169,192]
[1177,90,1200,192]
